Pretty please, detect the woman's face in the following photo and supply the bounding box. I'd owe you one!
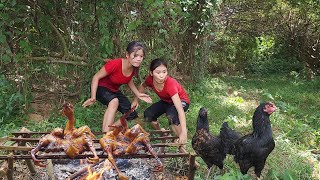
[151,64,168,84]
[127,49,144,67]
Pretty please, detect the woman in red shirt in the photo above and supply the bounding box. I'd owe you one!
[132,58,190,145]
[82,41,151,132]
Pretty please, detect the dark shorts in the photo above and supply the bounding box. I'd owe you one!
[144,100,189,125]
[96,86,138,120]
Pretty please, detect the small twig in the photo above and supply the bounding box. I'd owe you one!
[69,160,104,180]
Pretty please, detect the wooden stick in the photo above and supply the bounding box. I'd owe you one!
[7,154,13,180]
[17,129,37,175]
[188,154,197,180]
[179,147,200,169]
[8,136,179,143]
[11,130,172,136]
[0,145,33,151]
[68,160,104,180]
[0,141,184,152]
[0,152,191,160]
[0,161,8,177]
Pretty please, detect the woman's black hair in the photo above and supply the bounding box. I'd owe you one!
[126,41,146,77]
[126,41,146,55]
[149,58,167,72]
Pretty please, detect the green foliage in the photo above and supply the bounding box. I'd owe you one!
[247,58,304,75]
[0,75,23,123]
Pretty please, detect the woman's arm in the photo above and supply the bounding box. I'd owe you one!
[131,82,148,109]
[171,94,187,144]
[128,80,152,104]
[82,67,108,107]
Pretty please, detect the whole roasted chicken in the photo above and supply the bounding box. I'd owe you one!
[31,103,99,167]
[99,108,163,180]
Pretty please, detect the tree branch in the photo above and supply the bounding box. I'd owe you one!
[27,56,87,66]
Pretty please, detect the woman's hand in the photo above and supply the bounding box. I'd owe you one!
[178,131,187,144]
[137,93,152,104]
[131,99,139,109]
[82,98,96,108]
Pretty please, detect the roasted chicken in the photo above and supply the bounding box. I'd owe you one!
[31,103,99,167]
[100,108,163,180]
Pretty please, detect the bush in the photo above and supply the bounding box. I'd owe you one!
[246,58,304,75]
[0,75,23,123]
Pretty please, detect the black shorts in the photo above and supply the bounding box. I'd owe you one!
[144,100,189,125]
[96,86,138,120]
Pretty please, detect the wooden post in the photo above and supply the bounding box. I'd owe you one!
[17,128,36,175]
[7,154,13,180]
[188,154,197,180]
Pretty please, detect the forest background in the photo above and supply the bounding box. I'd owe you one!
[0,0,319,179]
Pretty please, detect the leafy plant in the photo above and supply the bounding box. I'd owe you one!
[0,75,23,122]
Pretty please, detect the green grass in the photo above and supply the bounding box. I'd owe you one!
[185,75,319,179]
[1,75,319,179]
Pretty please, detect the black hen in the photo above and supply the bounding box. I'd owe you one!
[220,122,242,155]
[226,102,277,178]
[192,107,226,178]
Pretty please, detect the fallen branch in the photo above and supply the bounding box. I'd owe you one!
[69,160,104,180]
[27,56,87,66]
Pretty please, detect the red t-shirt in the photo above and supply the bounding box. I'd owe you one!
[144,75,190,104]
[98,58,135,92]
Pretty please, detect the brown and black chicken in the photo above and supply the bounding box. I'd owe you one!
[221,102,277,178]
[192,107,228,179]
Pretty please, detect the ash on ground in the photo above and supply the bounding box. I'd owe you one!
[53,158,155,180]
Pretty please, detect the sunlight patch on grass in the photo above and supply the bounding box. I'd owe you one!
[270,136,313,179]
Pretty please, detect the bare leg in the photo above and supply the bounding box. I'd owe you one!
[112,120,122,127]
[150,121,161,130]
[102,98,119,132]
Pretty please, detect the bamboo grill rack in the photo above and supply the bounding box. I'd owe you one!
[0,129,197,180]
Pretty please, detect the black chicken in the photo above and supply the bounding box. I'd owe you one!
[192,107,226,179]
[220,122,242,155]
[222,102,277,178]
